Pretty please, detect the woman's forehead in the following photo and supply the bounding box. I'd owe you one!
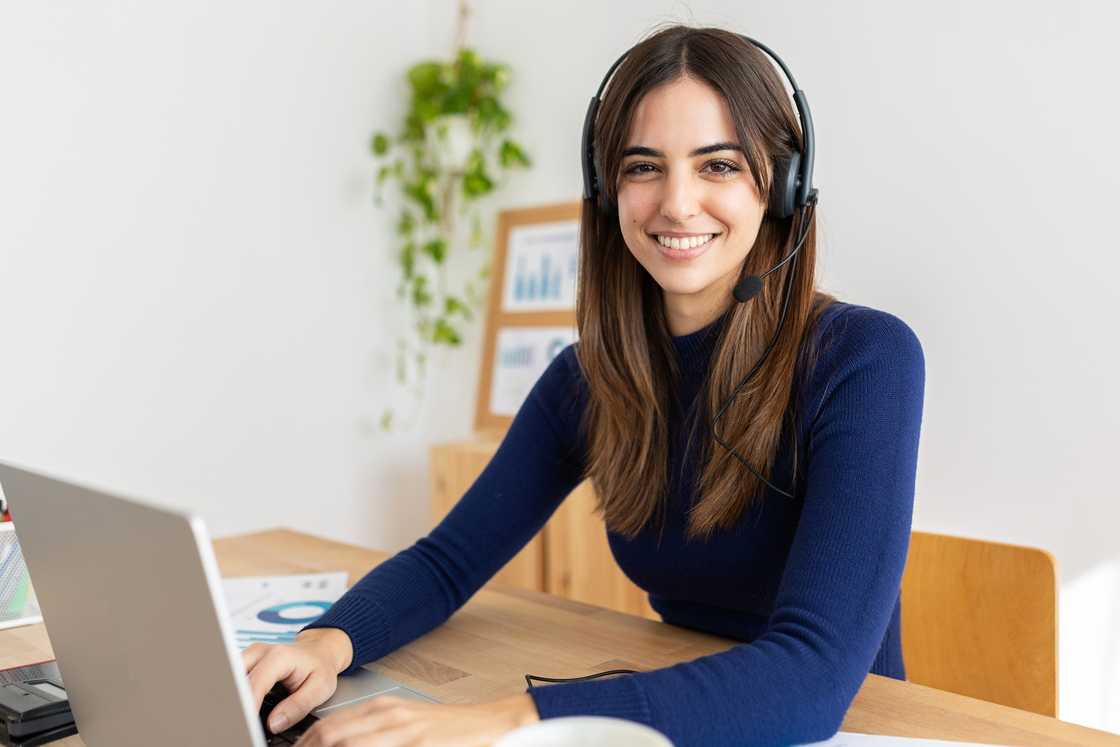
[625,78,737,154]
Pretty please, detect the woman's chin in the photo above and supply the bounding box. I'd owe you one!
[648,271,718,298]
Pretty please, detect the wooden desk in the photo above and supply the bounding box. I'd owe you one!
[4,529,1117,747]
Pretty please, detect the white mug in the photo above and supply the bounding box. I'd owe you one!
[494,716,673,747]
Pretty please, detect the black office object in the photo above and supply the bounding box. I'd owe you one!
[0,661,76,746]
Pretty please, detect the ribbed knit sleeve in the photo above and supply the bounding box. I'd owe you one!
[527,307,926,746]
[302,346,586,674]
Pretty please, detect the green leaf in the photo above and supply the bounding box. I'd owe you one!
[380,409,394,431]
[397,210,415,237]
[371,132,391,156]
[408,62,443,96]
[462,149,494,198]
[431,317,461,345]
[404,180,438,221]
[403,112,425,142]
[421,238,447,264]
[499,139,531,169]
[476,96,500,127]
[457,48,482,75]
[411,275,432,307]
[399,242,416,279]
[463,169,493,198]
[444,295,473,320]
[415,97,441,123]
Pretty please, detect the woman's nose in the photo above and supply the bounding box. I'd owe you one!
[659,169,700,223]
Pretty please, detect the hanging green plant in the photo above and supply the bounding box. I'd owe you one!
[370,47,532,430]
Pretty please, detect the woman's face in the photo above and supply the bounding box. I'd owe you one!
[616,75,766,333]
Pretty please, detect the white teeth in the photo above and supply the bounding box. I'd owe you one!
[655,233,714,250]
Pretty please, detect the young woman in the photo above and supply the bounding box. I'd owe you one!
[243,25,925,747]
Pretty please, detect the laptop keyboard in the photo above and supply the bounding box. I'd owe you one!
[260,683,319,745]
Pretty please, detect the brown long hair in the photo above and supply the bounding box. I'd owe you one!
[575,25,835,542]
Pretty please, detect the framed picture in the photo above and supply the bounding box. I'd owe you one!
[475,202,581,434]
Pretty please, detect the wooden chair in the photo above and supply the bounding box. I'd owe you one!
[901,531,1058,717]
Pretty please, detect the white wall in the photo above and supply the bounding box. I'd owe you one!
[2,0,1118,733]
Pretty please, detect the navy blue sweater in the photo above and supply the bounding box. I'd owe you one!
[304,301,926,746]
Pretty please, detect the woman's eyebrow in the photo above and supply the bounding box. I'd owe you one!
[621,142,744,158]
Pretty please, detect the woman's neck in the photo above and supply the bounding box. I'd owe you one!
[664,288,736,337]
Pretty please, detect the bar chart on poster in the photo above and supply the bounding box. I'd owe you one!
[501,220,580,312]
[222,572,348,648]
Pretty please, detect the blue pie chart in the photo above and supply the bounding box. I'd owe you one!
[257,601,332,625]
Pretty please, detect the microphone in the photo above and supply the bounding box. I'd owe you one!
[732,276,763,303]
[732,192,817,303]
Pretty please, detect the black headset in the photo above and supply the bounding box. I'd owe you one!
[580,32,820,499]
[581,34,817,222]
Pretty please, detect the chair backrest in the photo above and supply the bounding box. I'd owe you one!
[901,531,1058,717]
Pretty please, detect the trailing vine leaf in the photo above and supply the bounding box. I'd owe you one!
[421,238,447,264]
[411,275,433,307]
[369,45,532,430]
[399,242,416,280]
[371,132,390,155]
[432,317,461,345]
[444,295,473,320]
[499,139,531,168]
[397,210,415,236]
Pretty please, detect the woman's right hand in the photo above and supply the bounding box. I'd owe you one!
[242,627,355,735]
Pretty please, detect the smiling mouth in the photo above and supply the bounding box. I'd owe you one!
[648,232,720,259]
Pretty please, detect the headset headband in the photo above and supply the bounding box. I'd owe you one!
[580,32,817,217]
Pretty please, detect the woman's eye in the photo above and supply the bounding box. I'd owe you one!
[622,160,741,177]
[706,160,741,175]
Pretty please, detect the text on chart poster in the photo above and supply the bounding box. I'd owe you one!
[223,572,348,648]
[501,220,580,312]
[490,327,578,416]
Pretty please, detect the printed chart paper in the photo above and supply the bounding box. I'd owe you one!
[501,220,580,312]
[223,572,348,649]
[490,326,578,416]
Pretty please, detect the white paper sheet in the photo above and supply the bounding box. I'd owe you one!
[801,732,1012,746]
[489,326,578,416]
[222,571,348,649]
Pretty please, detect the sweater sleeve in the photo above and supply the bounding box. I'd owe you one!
[301,345,586,675]
[528,308,926,746]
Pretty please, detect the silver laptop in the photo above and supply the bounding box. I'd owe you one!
[0,461,435,746]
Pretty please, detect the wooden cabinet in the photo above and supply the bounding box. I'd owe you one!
[429,438,658,621]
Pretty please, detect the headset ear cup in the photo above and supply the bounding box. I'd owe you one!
[594,156,613,213]
[769,152,801,219]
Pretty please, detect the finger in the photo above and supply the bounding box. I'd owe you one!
[247,649,300,714]
[296,701,414,747]
[268,672,334,735]
[241,642,271,673]
[314,722,424,747]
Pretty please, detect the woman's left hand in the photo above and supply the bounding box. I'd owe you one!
[293,692,539,747]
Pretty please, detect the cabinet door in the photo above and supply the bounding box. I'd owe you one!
[546,480,659,621]
[428,440,544,592]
